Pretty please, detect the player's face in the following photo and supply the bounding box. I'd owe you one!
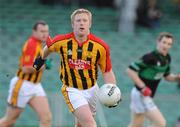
[33,24,49,42]
[157,36,173,56]
[72,13,91,37]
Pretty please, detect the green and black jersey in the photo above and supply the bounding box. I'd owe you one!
[129,50,171,97]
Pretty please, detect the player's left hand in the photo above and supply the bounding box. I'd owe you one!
[45,58,52,70]
[141,86,152,96]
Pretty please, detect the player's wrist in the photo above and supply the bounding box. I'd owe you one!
[40,56,46,61]
[140,86,152,96]
[33,56,46,71]
[175,75,180,82]
[136,84,146,91]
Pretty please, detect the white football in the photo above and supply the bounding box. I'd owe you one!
[98,84,121,107]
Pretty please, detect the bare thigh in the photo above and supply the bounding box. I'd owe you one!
[74,104,96,127]
[128,112,145,127]
[75,118,82,127]
[145,108,166,127]
[0,105,24,126]
[5,105,23,119]
[29,96,51,118]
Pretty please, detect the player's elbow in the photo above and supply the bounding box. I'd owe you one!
[126,68,132,76]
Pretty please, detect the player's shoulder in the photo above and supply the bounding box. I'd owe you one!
[26,36,38,48]
[47,32,72,47]
[89,33,109,49]
[142,51,155,58]
[28,36,37,43]
[142,51,172,65]
[53,33,72,42]
[141,51,157,64]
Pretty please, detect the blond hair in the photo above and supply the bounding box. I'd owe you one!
[71,8,92,24]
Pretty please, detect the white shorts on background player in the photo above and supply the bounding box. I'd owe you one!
[7,76,46,108]
[61,84,99,115]
[130,87,157,113]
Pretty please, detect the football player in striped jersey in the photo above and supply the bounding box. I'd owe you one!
[34,8,117,127]
[0,20,52,127]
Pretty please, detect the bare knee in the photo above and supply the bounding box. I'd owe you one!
[39,112,52,125]
[128,117,144,127]
[157,119,166,127]
[85,118,96,127]
[0,117,17,127]
[77,117,96,127]
[75,122,82,127]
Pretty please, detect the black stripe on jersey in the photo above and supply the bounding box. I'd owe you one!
[87,42,93,51]
[34,71,39,83]
[17,70,21,76]
[77,46,82,59]
[60,61,63,80]
[87,42,94,87]
[79,70,87,89]
[77,45,88,89]
[67,40,73,59]
[60,47,69,86]
[95,50,100,80]
[28,74,32,81]
[22,74,25,79]
[95,50,100,65]
[68,40,78,88]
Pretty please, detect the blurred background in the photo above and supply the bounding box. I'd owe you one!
[0,0,180,126]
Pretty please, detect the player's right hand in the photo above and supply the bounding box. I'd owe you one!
[140,86,152,96]
[33,56,46,71]
[108,98,122,108]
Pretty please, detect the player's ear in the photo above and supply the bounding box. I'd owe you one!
[32,29,35,33]
[32,29,37,37]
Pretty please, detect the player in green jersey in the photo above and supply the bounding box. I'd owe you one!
[127,32,180,127]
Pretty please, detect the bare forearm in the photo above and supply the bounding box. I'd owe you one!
[42,46,51,59]
[103,69,116,84]
[126,68,145,88]
[165,73,180,82]
[22,66,36,74]
[22,65,45,74]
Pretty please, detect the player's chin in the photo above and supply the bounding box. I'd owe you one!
[160,50,168,56]
[42,38,47,42]
[78,32,85,37]
[162,50,168,56]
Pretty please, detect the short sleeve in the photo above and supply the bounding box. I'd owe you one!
[98,44,112,73]
[129,53,156,72]
[22,41,37,66]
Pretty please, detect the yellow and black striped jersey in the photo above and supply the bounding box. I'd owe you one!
[46,32,112,89]
[16,36,43,83]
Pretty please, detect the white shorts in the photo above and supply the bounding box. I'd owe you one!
[61,84,99,115]
[130,87,157,113]
[7,76,46,108]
